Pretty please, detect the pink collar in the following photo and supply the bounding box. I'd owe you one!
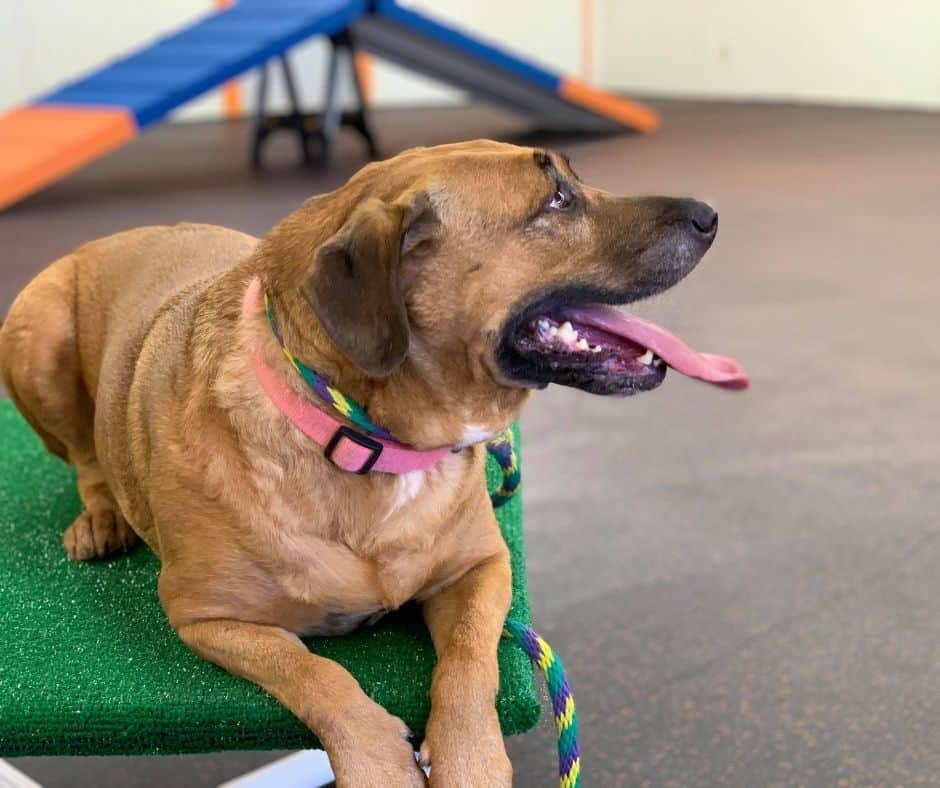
[242,278,452,474]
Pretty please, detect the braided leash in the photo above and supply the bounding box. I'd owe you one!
[503,617,582,788]
[482,429,581,783]
[263,294,580,786]
[495,431,580,788]
[484,427,521,508]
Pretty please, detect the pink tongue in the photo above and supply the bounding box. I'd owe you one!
[559,305,749,390]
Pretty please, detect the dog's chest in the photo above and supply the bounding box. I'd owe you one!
[247,455,477,631]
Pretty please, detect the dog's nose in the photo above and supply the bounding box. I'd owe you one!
[687,200,718,238]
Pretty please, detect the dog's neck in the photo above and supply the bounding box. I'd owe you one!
[239,278,529,452]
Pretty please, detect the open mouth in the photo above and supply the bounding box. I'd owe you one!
[497,293,749,396]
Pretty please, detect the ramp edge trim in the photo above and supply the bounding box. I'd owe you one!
[559,77,660,134]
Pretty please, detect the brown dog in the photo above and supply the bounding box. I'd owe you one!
[0,140,743,786]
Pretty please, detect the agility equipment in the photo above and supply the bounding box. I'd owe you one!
[0,0,660,210]
[0,400,539,756]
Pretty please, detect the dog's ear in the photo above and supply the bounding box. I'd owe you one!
[300,193,438,377]
[398,190,441,258]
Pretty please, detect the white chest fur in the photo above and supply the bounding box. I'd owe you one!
[382,469,427,521]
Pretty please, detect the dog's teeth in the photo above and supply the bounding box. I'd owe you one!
[638,350,654,365]
[537,318,550,332]
[576,338,589,351]
[591,345,602,353]
[549,325,558,337]
[652,356,664,367]
[557,321,578,342]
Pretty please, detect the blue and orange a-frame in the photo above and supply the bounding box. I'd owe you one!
[0,0,659,210]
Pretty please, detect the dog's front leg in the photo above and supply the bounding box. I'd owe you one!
[421,543,513,787]
[176,619,427,787]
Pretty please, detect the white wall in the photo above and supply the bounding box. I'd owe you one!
[597,0,940,110]
[1,1,938,119]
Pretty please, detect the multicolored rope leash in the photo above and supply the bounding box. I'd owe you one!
[485,428,521,508]
[503,619,582,788]
[264,292,579,787]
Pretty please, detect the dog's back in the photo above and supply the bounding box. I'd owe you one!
[0,223,258,553]
[75,224,258,399]
[2,223,257,396]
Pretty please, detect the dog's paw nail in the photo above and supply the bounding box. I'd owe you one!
[418,742,431,768]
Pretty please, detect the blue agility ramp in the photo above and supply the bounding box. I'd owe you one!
[40,0,366,130]
[0,0,659,209]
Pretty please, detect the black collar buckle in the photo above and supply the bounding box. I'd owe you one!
[324,425,384,474]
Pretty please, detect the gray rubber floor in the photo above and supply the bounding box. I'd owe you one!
[3,100,939,787]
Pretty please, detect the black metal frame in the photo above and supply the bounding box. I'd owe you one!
[251,32,378,168]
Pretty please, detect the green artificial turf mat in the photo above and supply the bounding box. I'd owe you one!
[0,400,539,755]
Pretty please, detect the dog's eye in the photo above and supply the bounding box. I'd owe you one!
[549,184,574,211]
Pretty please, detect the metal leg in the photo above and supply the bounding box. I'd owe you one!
[279,53,311,164]
[0,760,43,788]
[217,748,427,788]
[251,62,270,168]
[346,31,380,159]
[217,750,335,788]
[317,38,343,164]
[250,37,380,169]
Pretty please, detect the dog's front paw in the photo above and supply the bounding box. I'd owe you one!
[324,699,427,788]
[419,704,512,788]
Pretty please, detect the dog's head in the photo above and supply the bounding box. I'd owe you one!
[262,140,744,442]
